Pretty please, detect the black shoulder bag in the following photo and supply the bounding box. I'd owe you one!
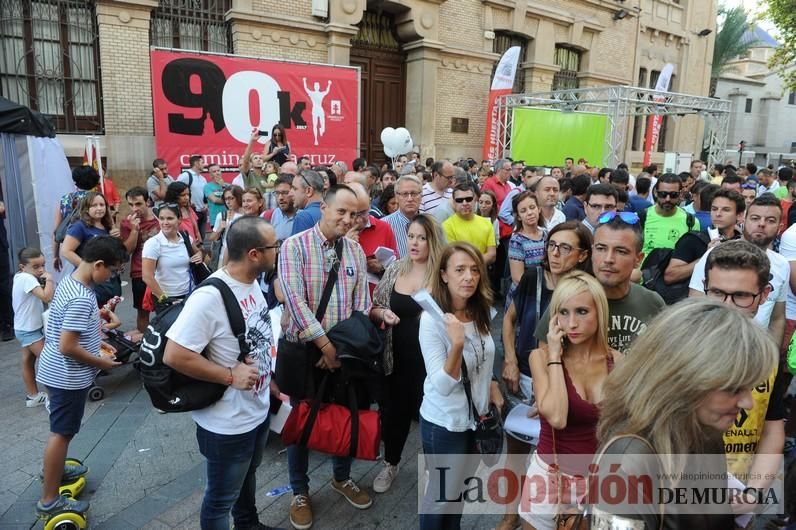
[180,231,211,286]
[274,238,343,399]
[461,356,504,466]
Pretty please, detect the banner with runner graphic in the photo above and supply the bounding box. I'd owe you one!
[150,49,359,176]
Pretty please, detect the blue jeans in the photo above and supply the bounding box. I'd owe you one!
[195,418,270,530]
[286,398,352,495]
[419,416,477,530]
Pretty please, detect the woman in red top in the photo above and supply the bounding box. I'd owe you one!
[519,270,618,530]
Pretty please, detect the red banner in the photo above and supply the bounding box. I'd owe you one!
[151,49,359,178]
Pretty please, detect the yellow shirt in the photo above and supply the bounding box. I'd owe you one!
[443,214,497,253]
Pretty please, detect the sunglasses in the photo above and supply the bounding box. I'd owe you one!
[741,183,757,190]
[598,211,640,225]
[657,191,681,199]
[454,196,475,203]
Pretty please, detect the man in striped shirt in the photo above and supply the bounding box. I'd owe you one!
[421,160,454,222]
[278,184,373,529]
[36,236,127,519]
[383,175,423,258]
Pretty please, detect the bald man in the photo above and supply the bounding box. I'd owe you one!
[347,182,398,294]
[280,161,298,175]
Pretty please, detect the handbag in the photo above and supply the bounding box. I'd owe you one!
[180,231,211,285]
[209,211,227,271]
[551,433,664,530]
[461,355,504,466]
[281,373,381,460]
[274,238,342,398]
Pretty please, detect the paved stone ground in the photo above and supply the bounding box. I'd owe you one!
[0,279,510,529]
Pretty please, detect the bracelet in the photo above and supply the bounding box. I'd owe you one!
[320,341,331,351]
[226,367,233,386]
[547,361,563,366]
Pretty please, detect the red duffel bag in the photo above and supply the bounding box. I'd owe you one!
[282,374,380,461]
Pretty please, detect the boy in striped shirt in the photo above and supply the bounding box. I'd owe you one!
[35,236,127,519]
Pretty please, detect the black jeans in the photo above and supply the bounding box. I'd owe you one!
[381,348,425,465]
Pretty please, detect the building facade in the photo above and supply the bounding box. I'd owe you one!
[0,0,717,190]
[715,26,796,168]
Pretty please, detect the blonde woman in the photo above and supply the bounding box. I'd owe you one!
[520,270,617,530]
[369,214,444,493]
[592,298,777,529]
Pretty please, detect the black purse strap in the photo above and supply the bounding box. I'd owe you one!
[314,238,343,321]
[198,277,250,362]
[460,357,480,422]
[180,230,194,259]
[298,373,360,458]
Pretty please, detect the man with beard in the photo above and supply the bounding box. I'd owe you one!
[164,216,279,530]
[267,174,297,241]
[690,194,788,345]
[640,173,700,264]
[535,211,665,353]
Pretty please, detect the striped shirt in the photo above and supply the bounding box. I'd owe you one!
[421,182,452,215]
[279,224,370,343]
[383,209,413,258]
[36,275,101,390]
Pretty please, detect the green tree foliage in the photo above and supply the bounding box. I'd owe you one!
[711,5,758,96]
[764,0,796,91]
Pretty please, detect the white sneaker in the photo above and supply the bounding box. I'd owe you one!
[372,463,398,493]
[26,392,47,408]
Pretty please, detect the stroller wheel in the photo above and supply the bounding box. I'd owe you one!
[88,386,105,402]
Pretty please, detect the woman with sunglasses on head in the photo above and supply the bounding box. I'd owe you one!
[419,242,504,530]
[207,185,245,268]
[142,203,204,311]
[164,181,201,243]
[518,270,618,530]
[263,124,290,166]
[369,214,445,494]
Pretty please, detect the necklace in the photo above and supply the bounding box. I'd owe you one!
[466,331,487,375]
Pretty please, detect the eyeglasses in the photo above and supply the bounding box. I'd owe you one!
[274,190,291,196]
[454,196,475,203]
[598,211,640,225]
[657,191,681,199]
[587,202,616,212]
[356,209,370,218]
[703,284,766,308]
[255,241,282,252]
[300,173,312,188]
[741,183,757,190]
[546,241,581,256]
[440,173,455,180]
[396,191,421,198]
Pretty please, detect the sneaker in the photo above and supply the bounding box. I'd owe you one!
[62,462,89,483]
[26,392,47,408]
[289,494,312,530]
[372,463,398,493]
[36,495,89,518]
[330,478,372,509]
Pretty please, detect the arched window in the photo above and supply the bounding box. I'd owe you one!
[0,0,102,132]
[492,31,527,93]
[150,0,231,53]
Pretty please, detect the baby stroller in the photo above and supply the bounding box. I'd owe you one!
[91,328,142,401]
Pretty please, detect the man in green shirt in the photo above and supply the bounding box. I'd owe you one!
[641,172,699,264]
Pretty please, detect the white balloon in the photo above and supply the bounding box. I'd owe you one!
[392,127,413,155]
[380,127,396,145]
[384,144,398,158]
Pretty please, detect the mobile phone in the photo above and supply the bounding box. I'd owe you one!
[258,130,269,137]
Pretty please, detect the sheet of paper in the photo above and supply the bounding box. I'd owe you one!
[374,246,397,268]
[504,404,541,443]
[269,396,292,434]
[412,289,446,324]
[728,473,753,528]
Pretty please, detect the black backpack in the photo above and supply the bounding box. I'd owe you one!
[640,213,709,304]
[54,194,84,243]
[136,277,250,413]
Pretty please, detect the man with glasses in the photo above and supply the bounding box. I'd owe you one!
[690,194,788,345]
[443,181,496,265]
[640,173,700,263]
[421,160,455,222]
[347,183,398,295]
[267,174,297,241]
[699,240,786,514]
[582,183,618,234]
[290,170,325,236]
[279,185,373,529]
[384,175,424,258]
[534,211,665,353]
[164,216,280,530]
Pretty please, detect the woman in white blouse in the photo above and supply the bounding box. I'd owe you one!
[418,241,504,530]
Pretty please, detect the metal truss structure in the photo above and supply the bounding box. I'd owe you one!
[495,85,731,168]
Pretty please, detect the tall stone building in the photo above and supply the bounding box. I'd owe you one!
[0,0,717,188]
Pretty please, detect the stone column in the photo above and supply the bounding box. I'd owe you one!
[404,41,442,160]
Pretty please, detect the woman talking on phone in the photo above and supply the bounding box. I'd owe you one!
[519,270,618,530]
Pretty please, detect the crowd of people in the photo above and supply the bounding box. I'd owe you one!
[4,132,796,530]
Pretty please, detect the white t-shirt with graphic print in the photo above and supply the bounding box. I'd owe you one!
[166,268,273,435]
